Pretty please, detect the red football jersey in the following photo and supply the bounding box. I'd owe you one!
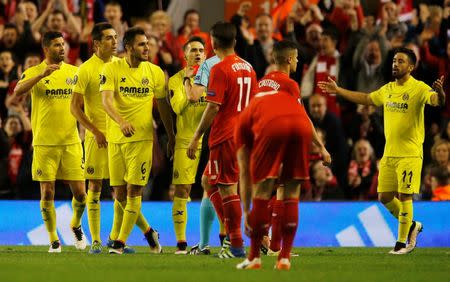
[257,71,301,98]
[236,91,309,149]
[235,90,313,182]
[207,54,257,147]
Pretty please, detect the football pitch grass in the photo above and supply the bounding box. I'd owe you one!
[0,246,448,282]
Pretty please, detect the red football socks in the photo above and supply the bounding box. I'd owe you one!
[223,194,243,248]
[279,198,299,260]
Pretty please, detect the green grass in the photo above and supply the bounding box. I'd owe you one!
[0,246,448,282]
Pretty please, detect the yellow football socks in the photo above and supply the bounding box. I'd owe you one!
[172,196,188,242]
[40,200,59,242]
[70,196,86,228]
[110,200,125,240]
[86,191,101,242]
[398,200,413,243]
[384,198,400,219]
[117,196,141,242]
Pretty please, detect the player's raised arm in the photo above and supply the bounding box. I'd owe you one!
[430,75,446,107]
[13,64,59,97]
[318,76,374,106]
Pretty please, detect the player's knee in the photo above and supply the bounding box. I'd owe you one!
[88,180,103,192]
[378,193,394,204]
[201,176,211,191]
[174,185,190,198]
[127,185,143,197]
[40,184,55,200]
[114,186,127,201]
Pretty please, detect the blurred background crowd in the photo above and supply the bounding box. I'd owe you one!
[0,0,448,202]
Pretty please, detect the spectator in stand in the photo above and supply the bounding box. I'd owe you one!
[0,50,18,120]
[288,0,324,43]
[377,1,407,46]
[301,29,341,116]
[349,104,385,159]
[12,0,41,43]
[241,13,277,79]
[440,119,450,141]
[4,52,40,117]
[328,0,364,52]
[430,166,450,201]
[230,1,254,57]
[150,10,182,76]
[104,1,128,53]
[298,23,322,68]
[308,94,348,193]
[422,139,450,200]
[3,104,32,197]
[421,40,450,120]
[0,23,38,63]
[176,9,211,60]
[310,160,339,201]
[32,1,82,64]
[353,35,388,93]
[348,139,377,200]
[0,116,10,198]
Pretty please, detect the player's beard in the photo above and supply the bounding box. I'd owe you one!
[50,52,64,64]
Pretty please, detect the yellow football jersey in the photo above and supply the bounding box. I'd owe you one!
[169,69,207,148]
[73,54,119,139]
[99,57,166,144]
[20,61,80,145]
[370,76,435,157]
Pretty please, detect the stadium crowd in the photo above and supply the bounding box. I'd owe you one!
[0,0,449,202]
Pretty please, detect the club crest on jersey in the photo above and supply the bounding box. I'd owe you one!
[66,77,73,85]
[100,75,106,85]
[402,94,409,101]
[142,77,149,85]
[87,166,94,175]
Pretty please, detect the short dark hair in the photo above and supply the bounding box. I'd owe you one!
[3,23,18,32]
[210,21,236,49]
[105,0,121,8]
[322,29,338,43]
[42,31,64,47]
[393,47,417,66]
[123,27,146,48]
[92,22,114,41]
[273,40,298,64]
[184,9,199,22]
[183,36,205,51]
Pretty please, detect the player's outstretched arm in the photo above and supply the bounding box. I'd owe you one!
[430,75,446,107]
[186,102,219,160]
[71,92,107,148]
[102,90,135,137]
[318,76,374,106]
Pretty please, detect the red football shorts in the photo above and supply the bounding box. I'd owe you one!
[203,138,239,185]
[250,116,312,183]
